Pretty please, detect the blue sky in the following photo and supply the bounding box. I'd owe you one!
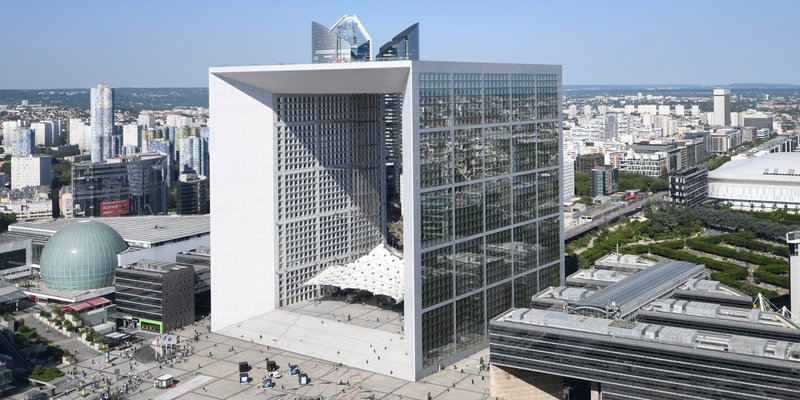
[1,0,798,88]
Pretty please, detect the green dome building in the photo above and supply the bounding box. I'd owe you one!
[40,220,128,291]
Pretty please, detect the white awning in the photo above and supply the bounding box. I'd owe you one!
[303,244,404,302]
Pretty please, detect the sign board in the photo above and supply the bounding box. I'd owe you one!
[99,199,130,217]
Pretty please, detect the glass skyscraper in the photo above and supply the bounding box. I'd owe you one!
[376,23,420,61]
[311,14,372,63]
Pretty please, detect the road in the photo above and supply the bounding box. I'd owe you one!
[565,192,668,240]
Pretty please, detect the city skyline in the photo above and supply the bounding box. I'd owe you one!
[1,0,799,89]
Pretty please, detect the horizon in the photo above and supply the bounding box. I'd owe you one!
[1,0,799,89]
[2,82,800,91]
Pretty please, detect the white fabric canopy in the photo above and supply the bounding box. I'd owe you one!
[303,244,404,302]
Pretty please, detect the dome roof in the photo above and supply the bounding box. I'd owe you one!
[40,220,127,291]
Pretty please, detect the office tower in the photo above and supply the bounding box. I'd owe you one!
[69,118,91,151]
[115,260,195,332]
[691,105,700,117]
[210,60,563,380]
[669,165,708,208]
[31,121,58,146]
[71,153,167,217]
[11,155,52,190]
[713,88,730,126]
[8,127,35,157]
[590,165,619,197]
[376,23,420,60]
[789,232,800,322]
[176,174,209,215]
[2,120,22,136]
[674,105,685,116]
[123,123,143,149]
[31,121,48,146]
[311,14,371,63]
[165,114,192,128]
[137,113,156,128]
[90,84,114,163]
[178,135,209,176]
[575,153,604,174]
[604,114,618,140]
[563,155,575,198]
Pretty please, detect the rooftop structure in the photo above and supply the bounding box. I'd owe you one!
[9,215,209,266]
[489,255,800,400]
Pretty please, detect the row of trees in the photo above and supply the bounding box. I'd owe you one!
[693,206,799,242]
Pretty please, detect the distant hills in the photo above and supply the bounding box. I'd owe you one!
[0,84,798,111]
[0,88,208,110]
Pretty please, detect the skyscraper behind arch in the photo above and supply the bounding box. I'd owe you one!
[311,14,371,63]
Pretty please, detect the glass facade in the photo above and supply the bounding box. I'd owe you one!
[311,16,371,63]
[0,249,25,272]
[376,23,420,61]
[418,71,561,368]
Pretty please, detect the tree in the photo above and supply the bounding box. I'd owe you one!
[574,171,590,197]
[0,213,16,232]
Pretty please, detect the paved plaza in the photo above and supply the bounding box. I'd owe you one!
[6,310,491,400]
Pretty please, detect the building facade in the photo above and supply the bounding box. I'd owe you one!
[115,260,195,333]
[789,232,800,323]
[590,165,618,197]
[8,127,34,158]
[713,88,731,126]
[669,165,708,208]
[176,174,209,215]
[0,236,32,281]
[375,23,420,61]
[708,152,800,211]
[618,151,667,177]
[311,15,372,63]
[209,61,564,380]
[11,155,52,190]
[178,135,209,176]
[575,153,604,174]
[71,153,167,217]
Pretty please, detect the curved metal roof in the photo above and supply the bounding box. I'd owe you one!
[708,152,800,183]
[303,244,404,302]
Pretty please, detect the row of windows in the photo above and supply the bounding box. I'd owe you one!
[420,172,560,248]
[420,122,559,188]
[421,263,560,368]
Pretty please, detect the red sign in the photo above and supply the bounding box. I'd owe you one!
[99,199,130,217]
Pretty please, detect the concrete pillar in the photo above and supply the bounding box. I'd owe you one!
[490,364,562,400]
[591,381,602,400]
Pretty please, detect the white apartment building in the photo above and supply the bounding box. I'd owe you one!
[122,123,143,148]
[617,151,667,177]
[11,155,52,190]
[713,88,731,126]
